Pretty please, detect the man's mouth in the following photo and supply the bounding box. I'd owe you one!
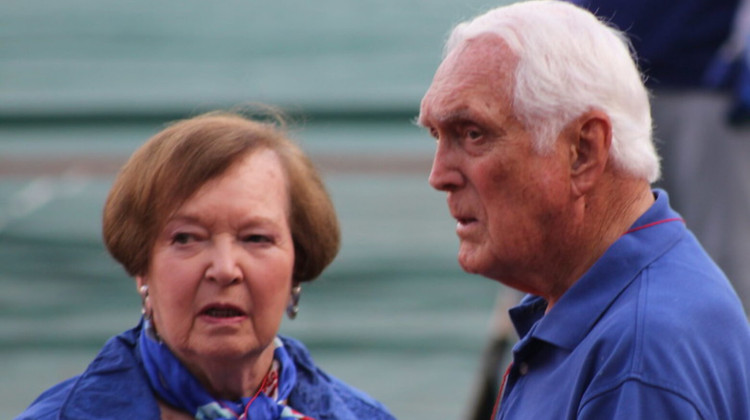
[457,217,476,225]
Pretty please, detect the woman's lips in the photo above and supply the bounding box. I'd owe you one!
[199,304,247,322]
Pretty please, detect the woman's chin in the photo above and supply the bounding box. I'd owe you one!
[209,340,265,358]
[176,336,269,364]
[198,313,248,326]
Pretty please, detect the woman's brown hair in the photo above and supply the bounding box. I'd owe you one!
[102,110,340,282]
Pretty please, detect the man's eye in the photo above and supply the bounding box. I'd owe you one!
[466,128,482,140]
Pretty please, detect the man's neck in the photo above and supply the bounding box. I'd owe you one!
[544,178,654,310]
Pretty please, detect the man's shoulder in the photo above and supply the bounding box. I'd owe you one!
[643,232,747,327]
[600,239,748,352]
[581,250,750,417]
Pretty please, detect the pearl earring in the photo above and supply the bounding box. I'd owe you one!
[139,285,153,320]
[286,284,302,319]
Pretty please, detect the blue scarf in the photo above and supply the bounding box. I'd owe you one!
[138,320,312,419]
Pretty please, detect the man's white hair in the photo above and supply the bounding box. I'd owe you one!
[445,0,660,182]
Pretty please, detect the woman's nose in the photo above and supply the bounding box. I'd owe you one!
[204,240,243,285]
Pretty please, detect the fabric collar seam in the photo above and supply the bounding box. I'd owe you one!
[578,374,707,418]
[531,227,686,349]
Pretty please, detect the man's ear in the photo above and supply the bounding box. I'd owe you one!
[569,110,612,196]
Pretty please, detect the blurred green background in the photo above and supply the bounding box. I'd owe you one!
[0,1,515,418]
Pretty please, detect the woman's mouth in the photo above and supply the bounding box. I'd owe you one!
[199,304,246,320]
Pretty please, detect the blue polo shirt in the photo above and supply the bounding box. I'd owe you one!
[496,190,750,419]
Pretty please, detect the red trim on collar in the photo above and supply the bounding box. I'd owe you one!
[491,362,515,420]
[624,217,684,235]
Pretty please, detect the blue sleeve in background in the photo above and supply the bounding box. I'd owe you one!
[569,0,739,88]
[570,0,750,126]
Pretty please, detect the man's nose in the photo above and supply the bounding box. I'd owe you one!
[428,141,463,191]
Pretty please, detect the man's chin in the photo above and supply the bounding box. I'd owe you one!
[457,246,489,275]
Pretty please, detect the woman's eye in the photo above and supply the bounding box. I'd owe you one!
[243,234,272,244]
[172,232,194,244]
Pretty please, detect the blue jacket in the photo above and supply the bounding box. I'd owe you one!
[16,327,396,420]
[570,0,740,88]
[496,190,750,419]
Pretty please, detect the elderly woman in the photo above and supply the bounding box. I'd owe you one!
[17,112,396,420]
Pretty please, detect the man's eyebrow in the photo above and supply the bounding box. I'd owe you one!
[439,109,475,124]
[416,108,475,128]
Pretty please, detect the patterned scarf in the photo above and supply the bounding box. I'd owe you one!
[138,319,315,419]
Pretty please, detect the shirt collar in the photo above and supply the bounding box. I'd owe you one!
[510,189,686,350]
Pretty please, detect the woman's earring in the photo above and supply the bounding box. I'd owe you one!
[286,284,302,320]
[139,285,153,321]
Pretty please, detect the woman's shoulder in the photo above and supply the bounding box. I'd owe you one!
[280,335,397,420]
[16,325,159,419]
[15,377,79,420]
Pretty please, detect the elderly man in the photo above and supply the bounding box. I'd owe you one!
[418,1,750,419]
